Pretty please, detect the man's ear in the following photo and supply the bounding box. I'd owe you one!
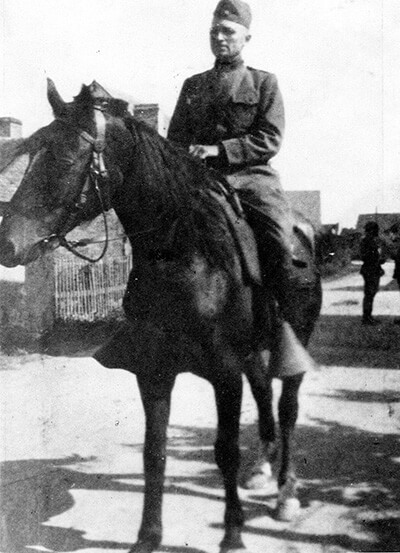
[245,33,252,44]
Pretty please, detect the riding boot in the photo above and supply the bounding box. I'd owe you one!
[266,263,316,378]
[236,190,315,377]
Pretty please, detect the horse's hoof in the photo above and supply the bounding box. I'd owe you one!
[276,497,301,521]
[242,461,273,489]
[128,541,157,553]
[220,547,248,553]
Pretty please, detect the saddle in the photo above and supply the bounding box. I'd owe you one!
[210,184,313,289]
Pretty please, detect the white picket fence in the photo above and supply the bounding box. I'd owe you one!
[54,255,132,321]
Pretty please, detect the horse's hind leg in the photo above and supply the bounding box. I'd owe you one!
[276,373,304,521]
[129,372,175,553]
[212,370,247,553]
[241,351,277,489]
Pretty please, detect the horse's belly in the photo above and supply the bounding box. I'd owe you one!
[123,258,225,329]
[96,256,255,372]
[123,257,253,345]
[189,257,228,319]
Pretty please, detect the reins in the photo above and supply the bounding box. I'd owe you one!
[57,106,111,263]
[48,105,245,267]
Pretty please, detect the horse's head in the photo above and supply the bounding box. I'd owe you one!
[0,79,133,267]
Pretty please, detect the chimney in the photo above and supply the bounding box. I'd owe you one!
[0,117,22,138]
[133,104,159,130]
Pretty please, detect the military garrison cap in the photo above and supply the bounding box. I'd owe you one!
[213,0,252,29]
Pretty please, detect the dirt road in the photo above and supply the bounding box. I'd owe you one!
[1,264,400,553]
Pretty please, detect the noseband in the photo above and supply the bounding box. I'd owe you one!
[55,105,111,263]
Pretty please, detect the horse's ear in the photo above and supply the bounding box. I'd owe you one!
[108,99,129,117]
[74,85,94,110]
[47,78,66,117]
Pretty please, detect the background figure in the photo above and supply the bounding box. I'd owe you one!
[386,222,400,323]
[360,221,386,325]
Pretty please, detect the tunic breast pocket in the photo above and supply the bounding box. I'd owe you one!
[188,95,212,127]
[227,90,259,134]
[230,102,257,132]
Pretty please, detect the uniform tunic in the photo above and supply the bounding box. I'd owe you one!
[167,57,292,266]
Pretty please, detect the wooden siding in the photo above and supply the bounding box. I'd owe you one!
[54,255,132,322]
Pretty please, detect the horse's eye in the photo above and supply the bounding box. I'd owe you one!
[57,157,74,169]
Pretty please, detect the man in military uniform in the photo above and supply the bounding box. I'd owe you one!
[168,0,314,375]
[360,221,386,325]
[387,223,400,323]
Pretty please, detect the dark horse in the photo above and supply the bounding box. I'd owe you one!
[0,80,321,553]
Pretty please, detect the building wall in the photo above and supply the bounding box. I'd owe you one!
[0,117,22,138]
[134,104,159,130]
[285,190,321,229]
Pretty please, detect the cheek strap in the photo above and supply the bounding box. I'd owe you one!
[80,106,109,179]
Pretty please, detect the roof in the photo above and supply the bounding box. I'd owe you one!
[356,213,400,233]
[0,156,28,202]
[0,117,22,125]
[0,139,29,203]
[321,223,339,234]
[88,80,113,99]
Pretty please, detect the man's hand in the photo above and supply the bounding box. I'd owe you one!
[189,144,219,159]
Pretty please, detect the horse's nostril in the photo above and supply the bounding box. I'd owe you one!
[0,239,18,268]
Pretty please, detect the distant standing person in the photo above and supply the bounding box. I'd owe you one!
[387,222,400,324]
[360,221,385,325]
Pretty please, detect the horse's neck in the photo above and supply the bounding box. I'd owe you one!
[113,199,148,240]
[112,173,167,252]
[110,125,179,242]
[109,121,226,263]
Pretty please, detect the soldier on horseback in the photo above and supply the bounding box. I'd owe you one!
[168,0,315,376]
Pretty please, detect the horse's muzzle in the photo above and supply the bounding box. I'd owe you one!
[0,232,58,267]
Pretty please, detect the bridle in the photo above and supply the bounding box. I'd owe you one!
[49,105,112,263]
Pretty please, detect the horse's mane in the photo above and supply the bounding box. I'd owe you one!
[122,115,235,270]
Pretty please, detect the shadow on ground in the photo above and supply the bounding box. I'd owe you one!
[0,456,134,553]
[0,319,119,356]
[2,410,400,552]
[3,313,400,372]
[309,314,400,368]
[328,278,399,293]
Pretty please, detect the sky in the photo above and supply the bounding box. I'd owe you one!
[1,0,400,228]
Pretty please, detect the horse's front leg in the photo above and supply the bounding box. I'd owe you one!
[242,351,278,489]
[212,371,247,553]
[276,372,303,521]
[129,373,175,553]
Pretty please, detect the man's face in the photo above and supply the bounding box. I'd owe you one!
[210,17,251,61]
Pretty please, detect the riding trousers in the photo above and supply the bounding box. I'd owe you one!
[225,164,293,280]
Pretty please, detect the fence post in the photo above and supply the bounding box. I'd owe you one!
[24,254,55,336]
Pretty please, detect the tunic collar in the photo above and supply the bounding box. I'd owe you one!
[214,56,244,73]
